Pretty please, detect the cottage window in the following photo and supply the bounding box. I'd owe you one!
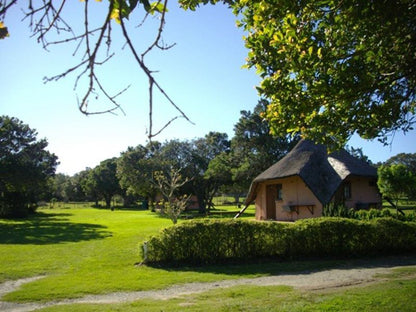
[344,182,352,199]
[369,179,377,187]
[276,184,283,200]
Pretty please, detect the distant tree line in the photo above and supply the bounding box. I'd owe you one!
[49,99,299,214]
[2,101,415,219]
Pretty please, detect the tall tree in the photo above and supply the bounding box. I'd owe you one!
[52,173,71,202]
[191,132,230,212]
[377,164,416,212]
[345,146,372,165]
[229,0,416,149]
[117,142,163,208]
[90,158,122,209]
[230,100,299,192]
[384,153,416,200]
[385,153,416,174]
[80,168,101,206]
[156,134,230,213]
[0,115,58,217]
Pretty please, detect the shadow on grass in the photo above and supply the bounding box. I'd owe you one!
[0,212,112,244]
[147,253,416,277]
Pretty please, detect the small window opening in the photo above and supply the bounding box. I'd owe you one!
[276,184,283,200]
[344,182,352,200]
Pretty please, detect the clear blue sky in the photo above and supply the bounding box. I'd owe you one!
[1,1,415,175]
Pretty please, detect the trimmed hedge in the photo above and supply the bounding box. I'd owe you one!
[141,218,416,265]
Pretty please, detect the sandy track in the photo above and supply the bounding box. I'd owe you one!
[1,261,415,312]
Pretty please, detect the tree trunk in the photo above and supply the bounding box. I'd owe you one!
[105,195,112,209]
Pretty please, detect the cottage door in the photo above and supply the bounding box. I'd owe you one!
[266,185,277,220]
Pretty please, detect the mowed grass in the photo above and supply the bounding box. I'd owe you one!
[1,204,416,311]
[0,205,265,302]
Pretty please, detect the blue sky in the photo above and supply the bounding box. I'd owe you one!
[1,1,415,175]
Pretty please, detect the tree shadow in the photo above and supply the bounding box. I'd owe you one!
[147,253,416,277]
[0,212,112,244]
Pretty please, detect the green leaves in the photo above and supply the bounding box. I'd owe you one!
[0,21,8,39]
[108,0,166,23]
[234,0,416,149]
[178,0,235,11]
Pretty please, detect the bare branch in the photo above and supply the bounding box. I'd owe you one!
[0,0,18,16]
[2,0,194,139]
[141,0,176,60]
[119,0,193,139]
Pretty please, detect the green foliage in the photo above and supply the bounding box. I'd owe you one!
[88,158,122,208]
[117,133,230,213]
[142,218,416,265]
[229,99,299,192]
[179,0,235,10]
[0,116,58,218]
[384,153,416,200]
[117,142,161,202]
[323,203,354,218]
[0,21,8,39]
[107,0,167,23]
[228,0,416,149]
[323,203,415,222]
[378,164,416,207]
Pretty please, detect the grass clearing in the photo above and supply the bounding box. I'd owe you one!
[0,205,267,302]
[1,204,415,310]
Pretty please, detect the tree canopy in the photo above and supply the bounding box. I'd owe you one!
[0,115,58,217]
[377,163,416,210]
[231,0,415,149]
[230,99,299,191]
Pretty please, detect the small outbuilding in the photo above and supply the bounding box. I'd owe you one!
[245,139,381,221]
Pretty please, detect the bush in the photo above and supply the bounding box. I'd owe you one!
[141,218,416,265]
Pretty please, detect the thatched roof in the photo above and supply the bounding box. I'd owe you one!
[245,139,377,205]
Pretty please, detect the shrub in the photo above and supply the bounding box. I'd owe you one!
[323,203,352,217]
[141,218,416,265]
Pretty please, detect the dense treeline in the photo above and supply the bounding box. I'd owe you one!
[49,100,299,213]
[0,100,299,217]
[2,100,415,218]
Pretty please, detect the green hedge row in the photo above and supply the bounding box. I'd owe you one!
[141,218,416,265]
[323,204,416,221]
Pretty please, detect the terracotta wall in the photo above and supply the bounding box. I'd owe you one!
[255,176,323,221]
[343,176,381,209]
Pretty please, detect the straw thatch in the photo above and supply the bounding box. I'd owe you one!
[245,139,377,205]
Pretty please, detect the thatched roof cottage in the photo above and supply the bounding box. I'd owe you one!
[245,140,381,221]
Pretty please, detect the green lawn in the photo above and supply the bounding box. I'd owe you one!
[1,204,415,311]
[0,205,261,302]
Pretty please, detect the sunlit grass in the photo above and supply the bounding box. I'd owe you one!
[0,205,257,302]
[34,272,416,312]
[1,204,415,307]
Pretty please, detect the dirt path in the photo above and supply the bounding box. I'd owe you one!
[1,262,415,312]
